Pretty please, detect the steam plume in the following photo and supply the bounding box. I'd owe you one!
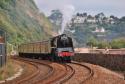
[59,5,75,34]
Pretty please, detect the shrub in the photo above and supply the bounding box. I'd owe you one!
[110,38,125,49]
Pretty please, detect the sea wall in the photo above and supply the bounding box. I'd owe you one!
[72,53,125,71]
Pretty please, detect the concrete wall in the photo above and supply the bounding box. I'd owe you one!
[72,53,125,71]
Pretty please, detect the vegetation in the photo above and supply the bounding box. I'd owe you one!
[0,0,53,48]
[110,38,125,49]
[97,41,110,49]
[87,36,98,47]
[0,0,10,9]
[87,38,125,49]
[48,10,63,33]
[65,12,125,47]
[0,58,18,80]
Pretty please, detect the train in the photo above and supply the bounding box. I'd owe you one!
[18,34,74,62]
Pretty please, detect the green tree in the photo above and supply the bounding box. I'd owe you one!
[110,38,125,49]
[87,36,98,47]
[120,16,125,22]
[0,0,10,9]
[97,41,110,49]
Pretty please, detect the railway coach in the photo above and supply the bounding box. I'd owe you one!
[18,34,74,62]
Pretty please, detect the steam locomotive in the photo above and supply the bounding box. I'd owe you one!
[18,34,74,62]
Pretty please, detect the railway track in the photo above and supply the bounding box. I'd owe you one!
[3,58,40,84]
[33,59,93,84]
[63,61,94,84]
[16,57,54,84]
[2,57,93,84]
[31,59,75,84]
[57,64,75,83]
[72,61,94,83]
[7,57,75,84]
[3,57,54,84]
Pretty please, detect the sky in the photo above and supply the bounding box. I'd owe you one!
[34,0,125,18]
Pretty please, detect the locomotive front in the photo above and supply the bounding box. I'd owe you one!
[56,34,74,57]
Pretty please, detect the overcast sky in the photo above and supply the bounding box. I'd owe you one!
[34,0,125,17]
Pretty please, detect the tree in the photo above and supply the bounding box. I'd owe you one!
[120,16,125,22]
[97,41,110,49]
[87,36,98,47]
[48,9,63,25]
[83,13,87,16]
[87,15,93,19]
[110,15,115,19]
[110,38,125,49]
[76,13,80,16]
[0,0,10,9]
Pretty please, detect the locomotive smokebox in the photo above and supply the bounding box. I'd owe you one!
[60,34,69,46]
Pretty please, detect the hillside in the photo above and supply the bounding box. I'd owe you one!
[64,13,125,47]
[0,0,53,45]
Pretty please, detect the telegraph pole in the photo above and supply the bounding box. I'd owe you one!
[0,28,6,67]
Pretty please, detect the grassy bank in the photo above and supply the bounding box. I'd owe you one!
[0,57,19,80]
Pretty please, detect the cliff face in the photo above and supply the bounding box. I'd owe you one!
[0,0,53,45]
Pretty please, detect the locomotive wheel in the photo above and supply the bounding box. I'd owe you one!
[50,56,54,62]
[49,56,53,61]
[55,56,59,62]
[58,57,61,62]
[62,57,71,63]
[47,56,49,60]
[62,57,66,63]
[51,53,56,62]
[64,57,68,62]
[47,56,51,61]
[54,57,57,62]
[67,57,71,63]
[60,57,63,63]
[57,56,61,62]
[32,56,35,59]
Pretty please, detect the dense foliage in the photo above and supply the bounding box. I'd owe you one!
[0,0,10,9]
[110,38,125,49]
[87,38,125,49]
[65,12,125,48]
[0,0,53,47]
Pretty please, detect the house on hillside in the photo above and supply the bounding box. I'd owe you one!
[72,15,87,24]
[93,27,105,33]
[87,16,96,23]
